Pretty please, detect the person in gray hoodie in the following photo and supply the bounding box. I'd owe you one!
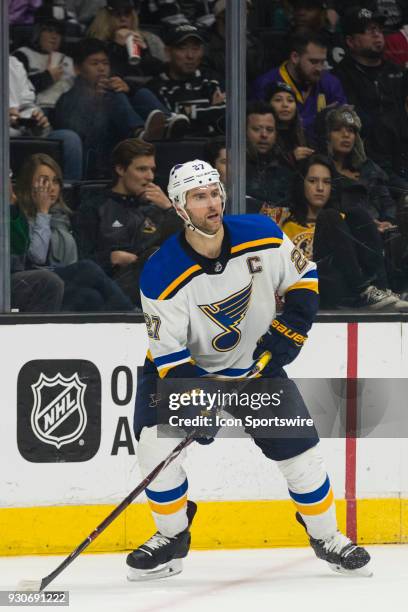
[15,153,133,312]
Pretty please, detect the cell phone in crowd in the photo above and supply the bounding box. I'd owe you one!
[17,117,38,128]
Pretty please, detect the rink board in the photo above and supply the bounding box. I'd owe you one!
[0,320,407,554]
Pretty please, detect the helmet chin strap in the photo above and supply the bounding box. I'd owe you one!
[175,207,220,239]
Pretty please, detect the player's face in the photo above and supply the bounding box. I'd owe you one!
[304,163,331,209]
[329,125,356,156]
[346,24,384,59]
[214,147,227,184]
[292,43,326,84]
[246,113,276,154]
[167,39,204,77]
[185,184,223,235]
[115,155,156,196]
[270,92,297,123]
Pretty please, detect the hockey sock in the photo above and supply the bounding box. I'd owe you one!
[277,444,337,541]
[138,426,189,537]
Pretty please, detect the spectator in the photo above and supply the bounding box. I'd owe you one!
[10,173,65,313]
[246,101,295,212]
[33,0,81,30]
[205,136,227,184]
[13,18,75,119]
[265,81,314,167]
[74,138,182,306]
[367,71,408,197]
[204,0,264,83]
[9,55,83,182]
[384,23,408,66]
[252,31,347,142]
[328,1,407,31]
[288,0,347,68]
[87,0,166,78]
[282,154,408,310]
[333,6,406,134]
[15,153,133,312]
[146,24,226,137]
[54,38,177,179]
[315,104,397,230]
[205,135,267,213]
[65,0,106,26]
[9,0,42,25]
[366,0,406,31]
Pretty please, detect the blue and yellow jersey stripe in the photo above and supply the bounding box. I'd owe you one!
[286,269,319,295]
[141,215,286,301]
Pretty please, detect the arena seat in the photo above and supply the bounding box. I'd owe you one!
[153,139,209,189]
[10,137,63,176]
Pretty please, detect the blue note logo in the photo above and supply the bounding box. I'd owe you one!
[199,280,253,352]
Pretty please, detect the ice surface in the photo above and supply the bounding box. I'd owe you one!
[0,545,406,612]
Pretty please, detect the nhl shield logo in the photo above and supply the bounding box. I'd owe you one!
[31,372,87,449]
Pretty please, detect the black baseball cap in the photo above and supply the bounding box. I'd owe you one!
[265,81,297,100]
[163,24,205,47]
[106,0,135,14]
[37,17,64,33]
[343,7,386,35]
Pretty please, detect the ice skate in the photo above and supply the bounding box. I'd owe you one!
[296,512,372,577]
[126,501,197,581]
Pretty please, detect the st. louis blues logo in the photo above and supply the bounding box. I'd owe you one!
[30,373,87,449]
[199,280,253,351]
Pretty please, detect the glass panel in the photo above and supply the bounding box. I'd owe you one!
[0,2,10,313]
[8,0,229,314]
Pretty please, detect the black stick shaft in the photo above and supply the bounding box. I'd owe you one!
[39,434,196,591]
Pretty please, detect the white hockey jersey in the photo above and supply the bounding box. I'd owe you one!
[140,215,318,378]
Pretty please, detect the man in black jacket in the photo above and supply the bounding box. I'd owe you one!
[75,138,182,306]
[54,38,170,179]
[246,102,295,208]
[146,24,226,136]
[367,71,408,198]
[334,6,406,135]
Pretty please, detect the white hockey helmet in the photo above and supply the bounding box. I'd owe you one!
[167,160,226,238]
[168,159,226,209]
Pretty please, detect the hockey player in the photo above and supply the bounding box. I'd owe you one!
[126,160,371,580]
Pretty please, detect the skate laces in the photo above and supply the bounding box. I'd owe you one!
[143,533,173,551]
[323,531,354,556]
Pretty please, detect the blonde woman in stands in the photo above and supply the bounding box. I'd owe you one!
[87,0,165,77]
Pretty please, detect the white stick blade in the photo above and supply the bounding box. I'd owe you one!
[16,579,42,592]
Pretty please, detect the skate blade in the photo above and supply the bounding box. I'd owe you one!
[17,580,42,592]
[127,558,183,582]
[328,562,373,577]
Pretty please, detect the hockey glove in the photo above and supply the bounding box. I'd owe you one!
[253,318,308,375]
[173,388,220,443]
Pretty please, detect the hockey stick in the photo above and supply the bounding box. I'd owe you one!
[18,350,271,593]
